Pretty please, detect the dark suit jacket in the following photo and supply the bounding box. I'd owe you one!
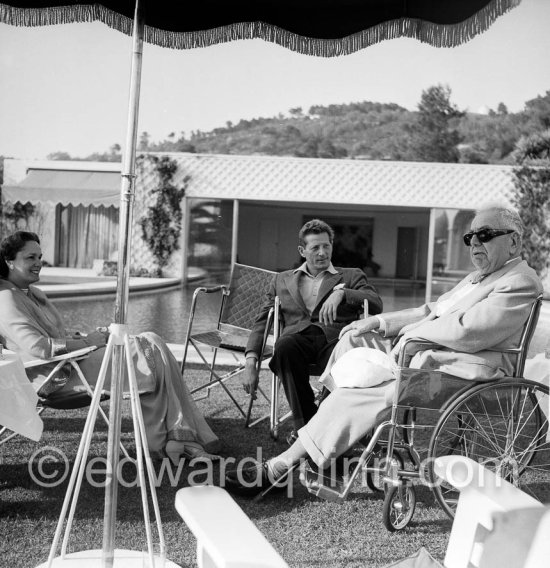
[246,267,383,355]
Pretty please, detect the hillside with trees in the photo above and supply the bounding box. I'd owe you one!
[135,85,550,165]
[3,85,549,168]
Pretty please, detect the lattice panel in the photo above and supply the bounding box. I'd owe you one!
[171,152,515,211]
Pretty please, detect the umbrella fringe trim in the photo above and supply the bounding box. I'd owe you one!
[0,0,521,56]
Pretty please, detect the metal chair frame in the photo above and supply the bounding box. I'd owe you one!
[269,298,371,439]
[300,294,549,531]
[0,346,129,458]
[180,263,277,427]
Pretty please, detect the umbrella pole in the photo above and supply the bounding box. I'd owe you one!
[102,0,143,563]
[36,3,183,564]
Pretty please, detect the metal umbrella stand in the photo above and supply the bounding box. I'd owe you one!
[35,1,179,566]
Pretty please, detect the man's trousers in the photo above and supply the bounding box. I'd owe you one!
[268,325,335,429]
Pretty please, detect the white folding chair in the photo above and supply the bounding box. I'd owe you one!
[0,346,129,458]
[175,485,289,568]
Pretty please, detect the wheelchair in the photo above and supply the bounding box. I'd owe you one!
[300,295,550,531]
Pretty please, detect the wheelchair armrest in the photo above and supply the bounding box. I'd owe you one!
[486,346,522,355]
[24,345,97,369]
[397,337,442,368]
[398,338,523,363]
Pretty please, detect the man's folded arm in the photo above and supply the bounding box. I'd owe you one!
[342,268,383,315]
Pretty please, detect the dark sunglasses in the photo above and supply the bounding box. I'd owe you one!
[463,229,515,247]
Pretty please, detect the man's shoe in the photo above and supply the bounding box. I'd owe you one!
[224,460,291,497]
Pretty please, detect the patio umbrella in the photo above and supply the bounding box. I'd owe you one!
[0,1,522,566]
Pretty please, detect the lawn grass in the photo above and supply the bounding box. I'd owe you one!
[0,367,452,567]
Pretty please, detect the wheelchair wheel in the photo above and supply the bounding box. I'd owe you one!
[365,448,405,492]
[428,379,550,519]
[382,483,416,531]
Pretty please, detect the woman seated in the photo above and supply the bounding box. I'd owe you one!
[0,231,220,463]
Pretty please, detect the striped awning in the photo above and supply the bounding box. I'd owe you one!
[2,169,120,206]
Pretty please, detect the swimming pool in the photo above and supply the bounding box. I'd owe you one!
[39,276,115,285]
[51,278,549,357]
[52,280,437,344]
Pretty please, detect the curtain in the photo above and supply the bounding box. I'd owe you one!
[55,204,119,268]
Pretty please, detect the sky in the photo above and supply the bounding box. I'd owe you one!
[0,0,549,160]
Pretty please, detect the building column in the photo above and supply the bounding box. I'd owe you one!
[445,209,459,271]
[425,208,436,303]
[181,197,190,284]
[231,199,239,266]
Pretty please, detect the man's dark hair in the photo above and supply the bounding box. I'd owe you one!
[298,219,334,247]
[0,231,40,278]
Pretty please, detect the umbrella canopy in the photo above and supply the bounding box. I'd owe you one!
[0,0,521,55]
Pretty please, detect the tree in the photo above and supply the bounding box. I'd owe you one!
[510,130,550,280]
[84,143,122,162]
[413,84,464,162]
[47,151,74,160]
[138,131,151,151]
[522,91,550,131]
[513,130,550,164]
[497,102,508,115]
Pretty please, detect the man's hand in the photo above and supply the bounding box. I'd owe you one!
[242,357,259,399]
[319,289,345,326]
[339,316,380,339]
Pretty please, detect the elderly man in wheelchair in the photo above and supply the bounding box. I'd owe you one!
[225,204,550,530]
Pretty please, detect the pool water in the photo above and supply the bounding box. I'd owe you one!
[40,276,116,285]
[52,281,433,344]
[52,278,548,357]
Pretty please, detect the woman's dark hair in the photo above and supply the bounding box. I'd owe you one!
[0,231,40,279]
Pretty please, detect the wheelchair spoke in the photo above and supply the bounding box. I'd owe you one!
[428,380,550,519]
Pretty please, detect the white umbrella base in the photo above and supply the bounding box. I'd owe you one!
[35,549,181,567]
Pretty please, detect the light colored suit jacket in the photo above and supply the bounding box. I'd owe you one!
[247,267,383,355]
[379,258,543,379]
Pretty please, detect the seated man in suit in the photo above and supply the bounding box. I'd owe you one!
[227,204,543,496]
[243,218,383,435]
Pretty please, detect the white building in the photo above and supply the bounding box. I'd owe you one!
[2,153,516,300]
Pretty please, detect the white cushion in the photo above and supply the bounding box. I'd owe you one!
[331,347,394,388]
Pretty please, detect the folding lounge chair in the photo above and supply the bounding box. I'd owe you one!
[434,455,548,568]
[387,455,548,568]
[0,346,128,457]
[175,485,289,568]
[180,263,277,427]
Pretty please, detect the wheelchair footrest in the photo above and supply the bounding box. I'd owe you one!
[299,462,348,502]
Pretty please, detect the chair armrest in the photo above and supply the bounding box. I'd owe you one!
[259,296,282,357]
[175,486,289,568]
[194,285,228,295]
[434,456,542,568]
[24,346,97,369]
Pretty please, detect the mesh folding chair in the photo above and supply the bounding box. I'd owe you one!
[180,263,277,427]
